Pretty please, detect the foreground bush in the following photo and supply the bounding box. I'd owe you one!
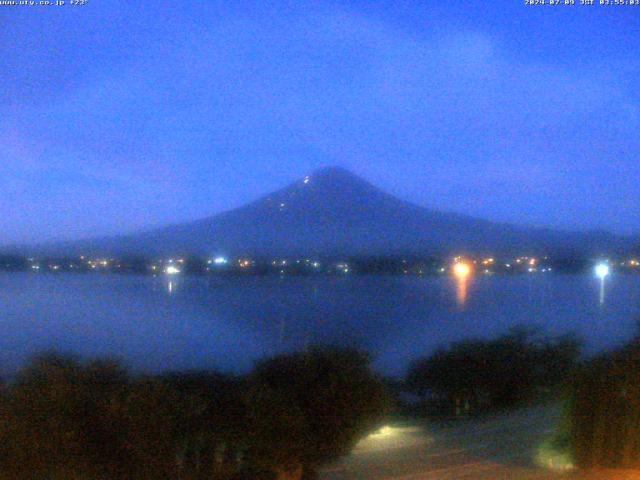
[0,353,234,479]
[0,347,390,480]
[405,327,581,416]
[570,337,640,469]
[245,347,392,479]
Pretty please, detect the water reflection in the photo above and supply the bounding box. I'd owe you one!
[452,261,473,307]
[1,273,638,377]
[166,278,181,294]
[455,276,469,307]
[595,263,610,306]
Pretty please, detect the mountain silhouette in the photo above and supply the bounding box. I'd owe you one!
[23,167,633,257]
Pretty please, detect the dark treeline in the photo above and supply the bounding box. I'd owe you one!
[0,347,391,480]
[0,255,28,271]
[405,327,582,417]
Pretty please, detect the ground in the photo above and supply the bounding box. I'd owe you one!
[320,406,640,480]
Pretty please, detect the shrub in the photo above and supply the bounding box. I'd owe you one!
[406,327,581,415]
[245,347,392,479]
[0,348,392,480]
[0,353,231,479]
[569,337,640,469]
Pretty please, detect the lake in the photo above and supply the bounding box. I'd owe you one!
[1,272,639,377]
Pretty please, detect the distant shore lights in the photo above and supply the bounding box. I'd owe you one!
[453,262,472,279]
[164,265,181,294]
[595,262,610,305]
[452,260,473,307]
[595,263,610,280]
[165,265,181,275]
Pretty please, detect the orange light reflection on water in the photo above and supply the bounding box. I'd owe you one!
[452,261,473,307]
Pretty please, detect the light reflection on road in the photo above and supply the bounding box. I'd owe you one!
[352,425,434,454]
[321,406,568,480]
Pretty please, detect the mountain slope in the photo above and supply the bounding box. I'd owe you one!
[27,167,633,257]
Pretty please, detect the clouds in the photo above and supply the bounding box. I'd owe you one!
[0,2,638,243]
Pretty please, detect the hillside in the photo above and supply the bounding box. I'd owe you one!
[20,167,633,257]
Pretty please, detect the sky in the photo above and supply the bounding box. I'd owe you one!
[1,0,638,245]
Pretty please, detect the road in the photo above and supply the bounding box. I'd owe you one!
[320,406,637,480]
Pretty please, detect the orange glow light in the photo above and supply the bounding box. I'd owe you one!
[453,262,472,278]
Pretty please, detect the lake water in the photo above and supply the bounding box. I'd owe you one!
[1,272,639,377]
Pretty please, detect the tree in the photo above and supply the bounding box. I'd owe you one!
[406,328,581,415]
[160,371,247,478]
[245,347,392,479]
[0,348,391,479]
[0,353,130,479]
[0,353,223,480]
[570,339,640,469]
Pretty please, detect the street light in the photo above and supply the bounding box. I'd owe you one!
[453,262,472,279]
[595,263,610,280]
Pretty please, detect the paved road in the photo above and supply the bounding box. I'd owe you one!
[321,406,579,480]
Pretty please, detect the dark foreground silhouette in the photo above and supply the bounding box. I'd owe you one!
[1,325,638,479]
[0,347,390,480]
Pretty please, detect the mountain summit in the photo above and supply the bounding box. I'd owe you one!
[35,167,630,257]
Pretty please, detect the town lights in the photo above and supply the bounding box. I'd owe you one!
[165,265,181,275]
